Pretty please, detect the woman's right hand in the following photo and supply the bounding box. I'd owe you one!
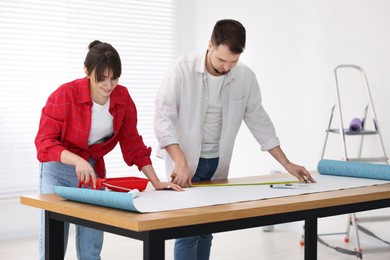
[61,150,97,188]
[75,158,97,188]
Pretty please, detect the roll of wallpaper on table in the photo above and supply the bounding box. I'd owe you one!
[317,159,390,181]
[349,118,362,134]
[53,186,139,212]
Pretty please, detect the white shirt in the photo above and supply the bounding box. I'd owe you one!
[154,51,280,180]
[89,98,114,145]
[201,71,224,158]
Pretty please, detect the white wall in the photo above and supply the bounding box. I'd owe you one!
[187,0,390,177]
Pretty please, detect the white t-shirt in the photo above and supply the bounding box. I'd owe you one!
[201,71,225,158]
[88,98,114,145]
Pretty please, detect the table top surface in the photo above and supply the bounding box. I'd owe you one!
[20,174,390,232]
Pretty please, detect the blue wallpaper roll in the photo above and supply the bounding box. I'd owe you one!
[318,159,390,180]
[53,186,139,212]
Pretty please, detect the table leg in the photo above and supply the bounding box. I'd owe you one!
[143,231,165,260]
[304,217,318,260]
[45,211,64,260]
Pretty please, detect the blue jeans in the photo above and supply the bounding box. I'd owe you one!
[39,160,103,260]
[174,157,219,260]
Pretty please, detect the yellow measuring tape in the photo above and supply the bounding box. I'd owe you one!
[191,180,301,187]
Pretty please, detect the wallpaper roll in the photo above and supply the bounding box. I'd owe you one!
[53,186,139,212]
[317,159,390,181]
[349,118,362,134]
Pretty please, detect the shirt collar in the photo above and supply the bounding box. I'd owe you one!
[77,77,127,107]
[197,50,236,84]
[78,77,93,105]
[109,86,128,107]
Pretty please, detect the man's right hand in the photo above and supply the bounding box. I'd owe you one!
[165,144,193,187]
[171,160,192,187]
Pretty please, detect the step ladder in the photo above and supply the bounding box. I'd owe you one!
[321,64,388,163]
[300,64,389,259]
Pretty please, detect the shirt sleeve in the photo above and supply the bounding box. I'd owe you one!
[243,70,280,151]
[118,90,152,171]
[35,90,67,163]
[154,62,181,149]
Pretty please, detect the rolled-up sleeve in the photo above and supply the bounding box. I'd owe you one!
[243,70,280,151]
[154,63,181,149]
[35,93,67,162]
[119,90,152,171]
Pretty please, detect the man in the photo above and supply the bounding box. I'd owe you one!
[154,19,315,260]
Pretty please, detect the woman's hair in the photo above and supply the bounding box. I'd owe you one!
[211,19,246,54]
[84,40,122,82]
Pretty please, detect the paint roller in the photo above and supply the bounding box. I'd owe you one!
[349,118,362,134]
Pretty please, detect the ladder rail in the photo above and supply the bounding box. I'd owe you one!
[334,66,348,160]
[358,104,369,158]
[360,67,389,165]
[320,105,336,160]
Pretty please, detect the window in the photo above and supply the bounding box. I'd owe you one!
[0,0,176,198]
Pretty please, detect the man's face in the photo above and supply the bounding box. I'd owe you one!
[207,43,241,76]
[88,68,119,103]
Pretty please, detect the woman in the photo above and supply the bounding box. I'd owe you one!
[35,40,181,259]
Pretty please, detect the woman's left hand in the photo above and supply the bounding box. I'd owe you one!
[154,181,184,191]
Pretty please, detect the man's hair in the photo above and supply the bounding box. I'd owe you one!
[211,19,246,54]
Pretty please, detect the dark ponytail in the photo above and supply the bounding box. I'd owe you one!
[84,40,122,82]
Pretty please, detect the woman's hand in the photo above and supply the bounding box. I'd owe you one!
[153,181,183,191]
[61,150,97,188]
[141,164,183,191]
[75,158,97,188]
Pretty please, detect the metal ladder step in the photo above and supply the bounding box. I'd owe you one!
[327,129,378,135]
[346,157,388,162]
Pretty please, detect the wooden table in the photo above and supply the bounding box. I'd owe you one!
[20,175,390,260]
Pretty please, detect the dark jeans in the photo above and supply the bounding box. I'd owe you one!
[174,157,219,260]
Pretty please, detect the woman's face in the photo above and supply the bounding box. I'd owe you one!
[88,68,119,104]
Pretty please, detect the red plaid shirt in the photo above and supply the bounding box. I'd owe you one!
[35,77,152,178]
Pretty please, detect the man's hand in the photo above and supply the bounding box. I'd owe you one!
[171,161,192,187]
[284,162,316,183]
[164,144,193,187]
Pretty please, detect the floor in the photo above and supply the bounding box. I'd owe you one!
[2,210,390,259]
